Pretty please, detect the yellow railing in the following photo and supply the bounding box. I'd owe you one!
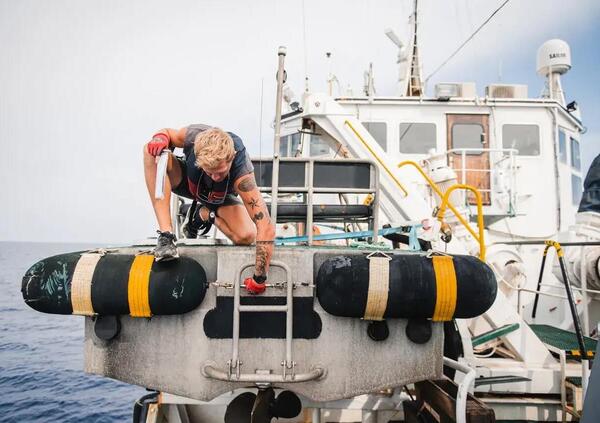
[398,161,486,260]
[398,160,446,199]
[340,124,486,259]
[543,240,564,258]
[437,184,486,261]
[344,120,408,197]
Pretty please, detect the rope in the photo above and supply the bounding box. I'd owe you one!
[424,0,511,83]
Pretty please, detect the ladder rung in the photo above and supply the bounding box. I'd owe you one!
[239,305,288,312]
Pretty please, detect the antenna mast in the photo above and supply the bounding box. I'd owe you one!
[407,0,424,96]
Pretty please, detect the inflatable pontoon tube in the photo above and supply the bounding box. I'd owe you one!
[316,253,496,321]
[22,252,207,317]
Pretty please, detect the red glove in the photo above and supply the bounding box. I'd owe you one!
[147,132,170,156]
[244,275,266,294]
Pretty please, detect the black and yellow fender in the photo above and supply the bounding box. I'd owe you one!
[316,253,497,321]
[21,252,207,317]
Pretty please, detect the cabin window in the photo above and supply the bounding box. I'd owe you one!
[362,122,387,151]
[310,135,332,157]
[502,124,540,156]
[570,137,581,171]
[572,174,583,205]
[399,123,436,154]
[280,133,301,157]
[451,123,485,154]
[558,130,567,164]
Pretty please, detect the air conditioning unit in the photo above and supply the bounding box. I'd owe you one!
[435,82,476,99]
[485,84,528,99]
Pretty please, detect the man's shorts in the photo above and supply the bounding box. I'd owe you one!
[171,156,242,211]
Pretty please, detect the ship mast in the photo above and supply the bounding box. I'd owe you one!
[407,0,424,96]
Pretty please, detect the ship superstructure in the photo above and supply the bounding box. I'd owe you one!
[270,14,597,420]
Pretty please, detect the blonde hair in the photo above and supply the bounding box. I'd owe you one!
[194,128,236,169]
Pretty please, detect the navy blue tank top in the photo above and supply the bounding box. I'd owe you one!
[182,124,254,205]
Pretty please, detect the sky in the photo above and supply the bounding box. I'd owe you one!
[1,0,599,243]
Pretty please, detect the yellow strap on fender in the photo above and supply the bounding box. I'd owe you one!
[71,253,102,316]
[432,255,458,322]
[128,255,154,317]
[364,255,391,321]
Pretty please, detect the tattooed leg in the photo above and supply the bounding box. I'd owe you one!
[213,204,256,245]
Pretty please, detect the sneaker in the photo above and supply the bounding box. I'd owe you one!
[154,230,179,262]
[181,203,200,239]
[182,202,214,238]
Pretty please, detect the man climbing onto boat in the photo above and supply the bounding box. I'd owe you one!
[143,124,275,294]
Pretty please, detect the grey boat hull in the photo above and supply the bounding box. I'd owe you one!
[84,244,444,402]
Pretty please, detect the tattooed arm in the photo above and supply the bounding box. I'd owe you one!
[234,173,275,277]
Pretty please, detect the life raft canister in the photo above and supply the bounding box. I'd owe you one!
[21,252,207,317]
[316,253,497,321]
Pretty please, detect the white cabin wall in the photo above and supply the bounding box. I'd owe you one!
[301,99,581,239]
[348,102,564,238]
[556,118,584,230]
[488,107,558,237]
[348,103,494,199]
[348,103,448,198]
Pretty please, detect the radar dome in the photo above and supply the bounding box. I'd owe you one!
[537,39,571,76]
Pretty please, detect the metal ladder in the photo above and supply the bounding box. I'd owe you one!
[202,260,323,383]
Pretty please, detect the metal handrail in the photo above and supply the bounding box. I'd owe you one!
[534,283,600,296]
[446,148,518,155]
[530,241,591,403]
[202,362,324,383]
[253,157,381,244]
[545,345,568,423]
[442,357,476,423]
[270,46,287,229]
[398,161,481,244]
[202,258,326,383]
[205,260,326,384]
[437,184,486,261]
[531,241,589,363]
[445,148,518,215]
[231,261,293,378]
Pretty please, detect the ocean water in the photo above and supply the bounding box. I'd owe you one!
[0,242,143,423]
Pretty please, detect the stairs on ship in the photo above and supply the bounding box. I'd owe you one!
[530,324,597,420]
[403,379,496,423]
[530,324,596,360]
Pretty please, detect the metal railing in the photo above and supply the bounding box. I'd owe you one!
[502,240,594,404]
[254,157,381,245]
[436,184,486,261]
[203,260,325,383]
[443,357,477,423]
[397,160,486,261]
[445,148,518,215]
